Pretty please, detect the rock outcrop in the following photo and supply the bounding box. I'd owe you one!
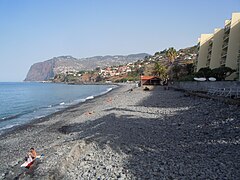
[24,54,148,81]
[25,59,55,82]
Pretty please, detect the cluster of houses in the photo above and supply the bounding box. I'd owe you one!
[147,51,197,66]
[54,47,197,86]
[99,63,141,78]
[175,52,197,65]
[54,62,143,83]
[60,63,142,78]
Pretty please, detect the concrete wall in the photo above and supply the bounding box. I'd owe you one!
[210,28,224,69]
[206,39,213,68]
[196,34,213,71]
[195,12,240,81]
[172,81,240,92]
[225,13,240,80]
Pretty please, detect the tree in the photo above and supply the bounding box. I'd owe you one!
[212,66,236,81]
[95,75,103,82]
[186,63,194,75]
[137,67,144,75]
[165,47,177,80]
[166,47,177,64]
[154,62,168,80]
[78,70,86,74]
[160,49,167,54]
[194,66,235,80]
[95,67,100,71]
[172,65,182,80]
[144,56,150,61]
[196,67,213,78]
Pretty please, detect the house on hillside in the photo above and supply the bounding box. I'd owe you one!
[140,76,161,90]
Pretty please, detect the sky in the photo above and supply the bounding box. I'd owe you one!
[0,0,240,82]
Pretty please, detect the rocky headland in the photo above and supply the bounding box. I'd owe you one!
[24,54,149,82]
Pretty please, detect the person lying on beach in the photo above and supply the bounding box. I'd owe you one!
[85,111,94,115]
[106,97,112,103]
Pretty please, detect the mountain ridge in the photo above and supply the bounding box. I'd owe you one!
[24,53,149,81]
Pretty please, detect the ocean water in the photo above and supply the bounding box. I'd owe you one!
[0,82,115,133]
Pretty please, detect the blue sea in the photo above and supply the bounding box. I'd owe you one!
[0,82,115,133]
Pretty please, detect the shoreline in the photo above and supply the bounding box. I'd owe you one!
[0,83,133,178]
[1,85,239,179]
[0,83,120,137]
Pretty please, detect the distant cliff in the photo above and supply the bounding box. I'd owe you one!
[24,54,149,81]
[24,59,55,82]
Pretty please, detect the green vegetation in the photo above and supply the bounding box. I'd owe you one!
[166,47,177,64]
[52,45,200,83]
[178,74,195,81]
[153,62,168,80]
[179,66,236,81]
[195,67,236,80]
[141,46,197,81]
[194,67,213,78]
[172,65,182,80]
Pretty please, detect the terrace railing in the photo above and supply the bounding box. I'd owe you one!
[207,88,240,99]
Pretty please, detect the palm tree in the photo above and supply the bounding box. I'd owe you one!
[166,47,177,64]
[154,52,159,56]
[154,62,167,80]
[166,47,177,80]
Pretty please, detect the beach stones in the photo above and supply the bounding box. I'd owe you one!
[1,85,240,179]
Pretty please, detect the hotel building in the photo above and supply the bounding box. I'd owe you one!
[195,12,240,80]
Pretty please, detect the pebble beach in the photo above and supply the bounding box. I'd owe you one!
[0,84,239,179]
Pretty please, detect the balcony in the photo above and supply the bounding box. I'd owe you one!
[223,34,229,41]
[224,22,231,32]
[206,62,210,67]
[207,54,211,60]
[221,48,228,58]
[220,58,226,66]
[222,43,228,50]
[224,26,230,33]
[208,47,212,53]
[221,52,227,58]
[209,39,213,45]
[237,52,240,73]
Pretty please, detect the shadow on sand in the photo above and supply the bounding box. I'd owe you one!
[58,88,240,178]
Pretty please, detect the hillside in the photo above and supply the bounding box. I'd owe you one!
[24,53,149,81]
[148,45,198,65]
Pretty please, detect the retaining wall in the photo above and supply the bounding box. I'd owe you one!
[171,81,240,92]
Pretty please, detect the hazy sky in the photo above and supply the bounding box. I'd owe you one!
[0,0,240,81]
